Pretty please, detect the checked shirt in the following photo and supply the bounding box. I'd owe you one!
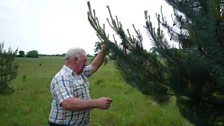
[49,65,92,126]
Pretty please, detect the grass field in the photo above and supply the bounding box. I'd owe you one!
[0,57,193,126]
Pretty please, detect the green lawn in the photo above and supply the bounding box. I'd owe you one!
[0,57,193,126]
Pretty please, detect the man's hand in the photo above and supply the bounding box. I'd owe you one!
[95,97,112,109]
[101,43,108,52]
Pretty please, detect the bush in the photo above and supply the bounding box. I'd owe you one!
[18,50,25,57]
[26,50,39,58]
[0,42,18,93]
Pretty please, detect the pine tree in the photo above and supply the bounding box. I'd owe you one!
[0,42,18,93]
[87,0,224,126]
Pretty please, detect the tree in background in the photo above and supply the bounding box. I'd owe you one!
[18,50,25,57]
[26,50,39,58]
[0,42,18,93]
[87,0,224,126]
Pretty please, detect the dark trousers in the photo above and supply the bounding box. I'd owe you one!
[48,121,66,126]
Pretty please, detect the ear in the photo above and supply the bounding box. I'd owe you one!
[74,57,78,60]
[73,57,78,63]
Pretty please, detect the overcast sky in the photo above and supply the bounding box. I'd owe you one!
[0,0,173,55]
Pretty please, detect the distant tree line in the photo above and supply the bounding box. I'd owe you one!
[17,50,93,58]
[16,50,69,58]
[17,50,39,58]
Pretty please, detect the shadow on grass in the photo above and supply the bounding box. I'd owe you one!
[0,84,15,95]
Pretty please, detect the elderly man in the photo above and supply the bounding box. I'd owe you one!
[48,45,112,126]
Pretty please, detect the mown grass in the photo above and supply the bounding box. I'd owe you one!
[0,57,193,126]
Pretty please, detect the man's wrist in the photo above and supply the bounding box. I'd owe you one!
[92,99,99,108]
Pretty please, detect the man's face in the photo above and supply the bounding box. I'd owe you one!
[76,54,87,74]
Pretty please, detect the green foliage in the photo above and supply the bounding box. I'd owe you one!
[26,50,39,58]
[0,42,18,93]
[87,0,224,125]
[18,50,25,57]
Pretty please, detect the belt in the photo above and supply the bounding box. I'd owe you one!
[48,121,66,126]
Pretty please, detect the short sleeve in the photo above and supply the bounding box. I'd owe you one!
[82,65,93,78]
[51,76,74,104]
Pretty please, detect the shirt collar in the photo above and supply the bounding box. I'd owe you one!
[63,65,78,76]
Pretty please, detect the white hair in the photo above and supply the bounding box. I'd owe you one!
[65,47,86,60]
